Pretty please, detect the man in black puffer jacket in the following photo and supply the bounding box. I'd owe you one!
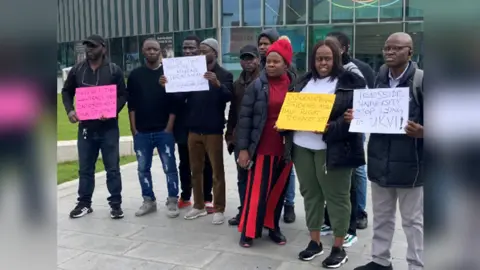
[350,33,424,270]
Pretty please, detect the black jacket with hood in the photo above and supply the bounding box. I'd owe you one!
[368,62,424,188]
[284,70,367,168]
[257,28,298,75]
[61,58,127,131]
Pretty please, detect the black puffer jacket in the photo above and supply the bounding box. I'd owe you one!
[368,62,424,188]
[284,70,367,168]
[235,70,295,160]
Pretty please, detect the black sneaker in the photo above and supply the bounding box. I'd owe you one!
[228,214,240,226]
[357,211,368,230]
[283,205,296,223]
[298,240,324,261]
[69,204,93,218]
[110,206,124,219]
[353,262,393,270]
[322,246,348,269]
[268,229,286,245]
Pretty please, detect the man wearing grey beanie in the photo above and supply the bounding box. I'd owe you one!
[183,37,234,225]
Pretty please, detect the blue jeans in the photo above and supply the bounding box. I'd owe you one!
[133,131,179,200]
[356,133,367,214]
[285,168,296,206]
[77,126,122,207]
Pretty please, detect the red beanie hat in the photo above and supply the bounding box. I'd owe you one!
[266,36,293,66]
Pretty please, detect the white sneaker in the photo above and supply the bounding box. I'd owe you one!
[184,208,208,220]
[343,234,358,248]
[212,212,225,225]
[165,197,179,218]
[320,224,333,236]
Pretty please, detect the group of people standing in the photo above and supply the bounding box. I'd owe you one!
[61,28,423,270]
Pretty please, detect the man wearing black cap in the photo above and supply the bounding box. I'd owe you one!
[225,44,261,226]
[61,34,127,220]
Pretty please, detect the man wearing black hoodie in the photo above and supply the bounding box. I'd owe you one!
[61,34,127,220]
[257,28,297,223]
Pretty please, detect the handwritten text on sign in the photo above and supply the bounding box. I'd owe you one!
[162,55,209,93]
[75,84,117,121]
[349,87,409,134]
[276,93,336,132]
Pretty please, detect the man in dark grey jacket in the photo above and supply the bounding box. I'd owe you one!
[349,33,424,270]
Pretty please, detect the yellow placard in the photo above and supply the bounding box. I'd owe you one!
[276,92,336,132]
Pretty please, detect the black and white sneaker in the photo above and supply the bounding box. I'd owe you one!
[299,240,324,261]
[322,246,348,269]
[69,204,93,218]
[110,206,124,219]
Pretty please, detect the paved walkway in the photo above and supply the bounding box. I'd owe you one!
[57,144,409,270]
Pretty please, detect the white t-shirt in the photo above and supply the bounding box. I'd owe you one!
[293,77,338,150]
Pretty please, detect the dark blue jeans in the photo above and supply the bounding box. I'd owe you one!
[133,131,179,200]
[234,148,248,215]
[77,126,122,207]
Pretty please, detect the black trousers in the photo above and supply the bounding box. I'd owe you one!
[177,143,213,202]
[324,169,358,236]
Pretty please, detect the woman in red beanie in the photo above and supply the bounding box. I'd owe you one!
[235,36,296,247]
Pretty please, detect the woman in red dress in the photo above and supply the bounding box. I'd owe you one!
[235,36,296,247]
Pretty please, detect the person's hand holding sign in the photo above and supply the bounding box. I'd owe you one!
[67,110,79,123]
[344,109,354,123]
[204,71,221,88]
[405,120,423,138]
[159,75,168,87]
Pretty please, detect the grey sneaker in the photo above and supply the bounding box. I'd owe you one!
[184,208,208,220]
[212,212,225,225]
[135,196,157,217]
[165,197,180,218]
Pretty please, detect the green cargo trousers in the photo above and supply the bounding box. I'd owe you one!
[293,144,352,237]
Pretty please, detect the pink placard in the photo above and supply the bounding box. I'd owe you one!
[75,84,117,120]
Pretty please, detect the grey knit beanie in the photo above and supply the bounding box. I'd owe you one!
[200,38,219,55]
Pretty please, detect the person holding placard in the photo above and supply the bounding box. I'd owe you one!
[348,33,424,270]
[127,38,181,218]
[287,39,366,268]
[162,38,234,225]
[235,36,295,248]
[61,34,127,220]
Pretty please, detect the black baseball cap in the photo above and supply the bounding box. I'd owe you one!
[240,44,259,59]
[82,34,106,47]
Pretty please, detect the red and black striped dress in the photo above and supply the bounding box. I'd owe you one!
[238,74,293,239]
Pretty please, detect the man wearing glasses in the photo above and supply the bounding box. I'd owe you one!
[61,34,127,220]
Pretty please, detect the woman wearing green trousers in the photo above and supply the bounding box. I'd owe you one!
[284,39,366,269]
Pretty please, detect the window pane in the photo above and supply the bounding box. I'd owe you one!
[380,0,403,21]
[66,42,75,67]
[123,36,140,75]
[309,25,354,56]
[406,22,423,68]
[332,0,353,22]
[278,26,307,74]
[156,33,175,59]
[183,0,190,30]
[110,38,124,71]
[355,23,403,71]
[221,27,262,78]
[264,0,283,26]
[309,0,329,24]
[406,0,423,20]
[194,0,201,29]
[222,0,240,27]
[285,0,306,24]
[355,1,378,22]
[243,0,261,26]
[206,0,214,28]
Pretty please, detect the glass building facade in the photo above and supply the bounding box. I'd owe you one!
[57,0,423,77]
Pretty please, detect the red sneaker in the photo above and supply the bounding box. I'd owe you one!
[178,199,192,209]
[205,201,214,214]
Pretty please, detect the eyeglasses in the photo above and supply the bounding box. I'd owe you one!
[382,45,410,53]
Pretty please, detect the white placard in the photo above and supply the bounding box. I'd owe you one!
[349,87,410,134]
[162,55,209,93]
